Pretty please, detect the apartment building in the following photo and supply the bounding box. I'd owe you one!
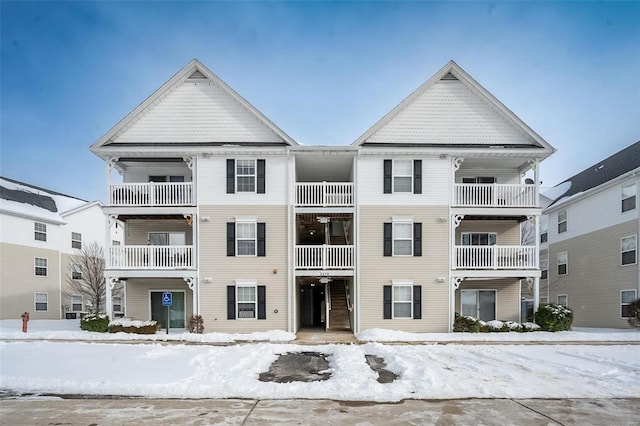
[0,177,119,319]
[540,141,640,328]
[90,59,554,334]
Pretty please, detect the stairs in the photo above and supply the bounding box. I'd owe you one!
[328,281,351,331]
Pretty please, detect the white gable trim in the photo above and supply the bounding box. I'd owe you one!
[90,59,297,151]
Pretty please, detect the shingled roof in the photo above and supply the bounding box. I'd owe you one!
[547,141,640,207]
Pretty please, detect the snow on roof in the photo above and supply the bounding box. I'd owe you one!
[0,177,89,224]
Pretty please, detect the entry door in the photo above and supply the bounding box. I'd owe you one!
[461,290,496,321]
[151,291,185,329]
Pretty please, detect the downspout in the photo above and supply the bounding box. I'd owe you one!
[354,151,361,334]
[286,148,293,333]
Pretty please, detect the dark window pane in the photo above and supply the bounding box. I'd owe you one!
[622,250,636,265]
[622,196,636,213]
[558,264,567,275]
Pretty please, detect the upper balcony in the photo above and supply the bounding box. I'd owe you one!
[295,182,354,207]
[453,184,537,208]
[295,245,354,270]
[109,182,193,207]
[107,245,194,270]
[453,245,537,270]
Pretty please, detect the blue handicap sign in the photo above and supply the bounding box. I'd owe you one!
[162,292,172,307]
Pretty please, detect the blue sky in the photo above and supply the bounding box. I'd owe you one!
[1,1,639,202]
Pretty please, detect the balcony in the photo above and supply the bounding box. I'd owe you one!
[109,183,193,207]
[296,182,353,207]
[453,184,537,208]
[108,246,194,269]
[295,245,354,270]
[454,246,537,270]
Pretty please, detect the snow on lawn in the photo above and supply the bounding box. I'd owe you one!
[1,341,639,401]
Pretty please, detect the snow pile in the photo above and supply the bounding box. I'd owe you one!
[108,319,157,328]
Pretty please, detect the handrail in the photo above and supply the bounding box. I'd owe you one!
[345,284,353,312]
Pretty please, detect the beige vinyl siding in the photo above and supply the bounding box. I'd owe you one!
[548,219,638,328]
[455,220,521,245]
[455,278,521,321]
[359,205,450,332]
[198,205,288,332]
[0,243,61,319]
[124,278,193,321]
[124,219,193,245]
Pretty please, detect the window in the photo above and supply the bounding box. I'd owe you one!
[35,258,47,276]
[621,235,637,265]
[227,221,266,257]
[557,210,567,234]
[71,264,82,280]
[226,159,266,194]
[540,296,549,305]
[112,240,121,246]
[557,294,568,306]
[383,283,421,319]
[112,296,123,313]
[540,217,549,243]
[557,252,567,275]
[540,232,548,243]
[149,175,184,182]
[34,222,47,241]
[383,221,422,257]
[71,295,83,312]
[461,232,497,246]
[622,182,636,213]
[541,269,548,280]
[35,292,48,311]
[227,284,266,320]
[540,257,548,280]
[621,290,637,318]
[71,232,82,249]
[383,159,422,194]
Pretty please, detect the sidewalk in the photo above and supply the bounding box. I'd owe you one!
[1,397,639,425]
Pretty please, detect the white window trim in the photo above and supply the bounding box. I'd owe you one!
[460,289,497,321]
[557,251,568,276]
[71,264,82,280]
[392,220,413,257]
[235,220,257,257]
[557,210,567,234]
[34,292,48,312]
[235,281,257,320]
[71,294,83,312]
[72,232,82,249]
[112,296,123,313]
[621,182,637,213]
[391,280,413,319]
[621,289,637,319]
[34,257,47,277]
[392,159,413,193]
[34,222,47,242]
[621,235,637,266]
[236,159,257,193]
[557,294,568,306]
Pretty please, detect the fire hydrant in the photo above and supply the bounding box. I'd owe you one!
[21,312,29,333]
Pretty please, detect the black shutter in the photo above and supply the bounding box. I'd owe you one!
[383,160,392,194]
[257,222,266,257]
[413,222,422,257]
[226,223,235,256]
[383,285,392,319]
[227,286,236,320]
[383,223,392,256]
[226,159,235,194]
[413,285,422,319]
[257,159,266,194]
[257,285,266,320]
[413,160,422,194]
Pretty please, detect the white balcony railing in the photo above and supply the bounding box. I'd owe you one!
[296,182,353,207]
[454,245,537,270]
[109,183,193,207]
[453,184,537,208]
[108,245,194,269]
[295,245,354,269]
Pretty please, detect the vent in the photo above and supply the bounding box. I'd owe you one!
[188,70,207,80]
[441,72,458,81]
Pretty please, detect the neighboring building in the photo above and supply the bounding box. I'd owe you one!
[90,59,554,334]
[0,177,120,319]
[540,141,640,328]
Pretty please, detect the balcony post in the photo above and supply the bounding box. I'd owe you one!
[533,276,540,313]
[149,181,155,206]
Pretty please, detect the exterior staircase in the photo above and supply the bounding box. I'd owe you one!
[328,281,351,331]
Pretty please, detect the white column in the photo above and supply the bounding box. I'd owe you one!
[106,276,115,319]
[533,276,540,312]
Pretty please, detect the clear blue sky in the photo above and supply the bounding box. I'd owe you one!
[2,1,639,202]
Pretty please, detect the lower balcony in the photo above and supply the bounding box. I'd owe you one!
[108,246,194,270]
[295,245,354,270]
[454,246,536,270]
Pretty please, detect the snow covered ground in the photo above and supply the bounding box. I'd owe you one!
[1,320,639,401]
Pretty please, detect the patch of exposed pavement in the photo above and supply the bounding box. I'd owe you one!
[258,352,332,383]
[365,355,398,383]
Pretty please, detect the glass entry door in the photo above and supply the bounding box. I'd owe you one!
[151,291,185,329]
[461,290,496,321]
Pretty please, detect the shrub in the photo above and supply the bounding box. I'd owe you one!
[80,313,109,332]
[627,298,640,329]
[188,314,204,334]
[453,315,480,332]
[108,319,159,334]
[535,304,573,331]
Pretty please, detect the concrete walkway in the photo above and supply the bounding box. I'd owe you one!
[1,397,638,425]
